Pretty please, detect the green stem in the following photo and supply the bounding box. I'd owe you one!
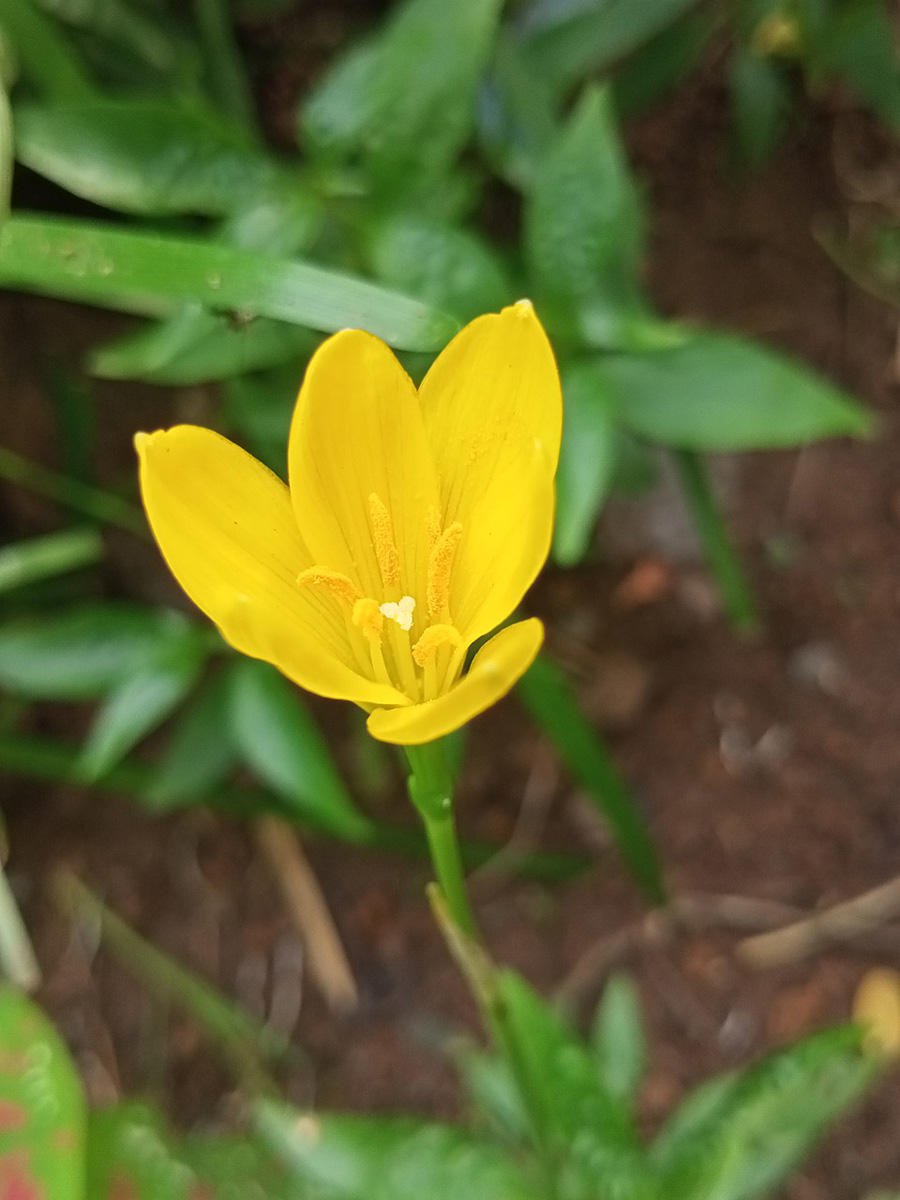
[674,448,759,634]
[0,445,148,538]
[404,742,476,935]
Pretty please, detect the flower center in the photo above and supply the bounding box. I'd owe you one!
[296,492,464,702]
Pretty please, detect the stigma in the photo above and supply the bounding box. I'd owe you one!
[380,595,416,632]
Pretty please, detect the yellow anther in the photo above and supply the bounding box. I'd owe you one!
[412,623,461,667]
[380,595,415,632]
[297,567,360,607]
[427,522,463,618]
[368,492,401,588]
[426,505,442,552]
[352,597,383,641]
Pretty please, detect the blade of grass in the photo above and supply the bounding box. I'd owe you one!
[0,732,586,882]
[673,448,759,634]
[0,215,460,351]
[56,871,289,1092]
[0,527,103,592]
[0,860,40,991]
[517,653,665,904]
[0,444,147,537]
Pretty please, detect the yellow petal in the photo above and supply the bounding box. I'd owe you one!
[854,968,900,1057]
[417,301,562,643]
[366,617,544,744]
[288,330,440,613]
[137,425,406,707]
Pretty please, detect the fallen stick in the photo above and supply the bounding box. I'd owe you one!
[255,816,358,1015]
[738,875,900,968]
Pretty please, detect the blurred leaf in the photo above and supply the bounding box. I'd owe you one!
[87,1103,298,1200]
[492,970,649,1196]
[815,0,900,130]
[148,668,239,810]
[15,99,276,217]
[62,874,291,1084]
[0,527,102,593]
[228,658,372,843]
[651,1025,876,1199]
[77,624,208,779]
[303,0,503,202]
[41,360,95,484]
[591,974,645,1106]
[553,359,618,565]
[256,1099,536,1200]
[0,0,96,102]
[476,32,557,189]
[37,0,199,82]
[818,222,900,308]
[0,71,10,224]
[517,653,664,903]
[729,46,792,168]
[455,1042,531,1145]
[0,215,460,351]
[0,604,193,699]
[90,305,317,385]
[613,11,714,118]
[370,214,512,321]
[302,34,381,158]
[524,85,648,347]
[220,363,297,469]
[605,332,870,449]
[0,986,86,1199]
[516,0,702,95]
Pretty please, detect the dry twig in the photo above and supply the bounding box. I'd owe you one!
[254,816,358,1014]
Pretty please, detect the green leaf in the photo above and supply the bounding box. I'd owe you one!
[220,363,298,469]
[651,1025,877,1200]
[729,46,792,168]
[553,359,619,565]
[491,970,649,1196]
[87,1103,298,1200]
[524,85,648,346]
[0,215,459,351]
[148,669,239,810]
[90,305,318,385]
[0,0,96,103]
[815,0,900,131]
[476,32,558,189]
[605,332,870,449]
[77,626,208,780]
[0,527,103,593]
[0,986,86,1200]
[0,604,193,699]
[369,214,512,322]
[228,658,372,843]
[517,0,702,96]
[516,653,664,904]
[613,12,714,118]
[303,0,503,202]
[15,99,277,217]
[591,974,645,1106]
[256,1100,536,1200]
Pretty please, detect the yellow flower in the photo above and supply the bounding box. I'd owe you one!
[136,301,561,745]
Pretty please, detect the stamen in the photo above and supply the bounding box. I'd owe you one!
[352,597,383,641]
[425,505,442,553]
[297,567,360,607]
[380,595,415,632]
[368,492,401,588]
[427,522,462,618]
[412,623,461,667]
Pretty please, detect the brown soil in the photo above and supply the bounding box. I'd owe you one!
[2,26,900,1200]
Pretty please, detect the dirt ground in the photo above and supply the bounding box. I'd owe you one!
[2,19,900,1200]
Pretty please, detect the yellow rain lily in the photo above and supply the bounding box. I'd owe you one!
[136,301,561,745]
